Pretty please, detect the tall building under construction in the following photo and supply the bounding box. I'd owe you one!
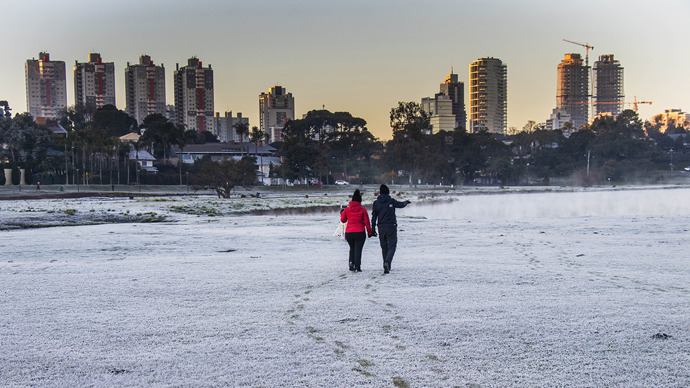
[593,55,624,117]
[469,58,507,134]
[556,53,589,130]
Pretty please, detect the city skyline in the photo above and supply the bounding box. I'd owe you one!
[2,0,689,140]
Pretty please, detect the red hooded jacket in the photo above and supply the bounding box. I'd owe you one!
[340,201,372,235]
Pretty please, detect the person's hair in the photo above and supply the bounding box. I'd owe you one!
[379,184,390,195]
[352,189,362,203]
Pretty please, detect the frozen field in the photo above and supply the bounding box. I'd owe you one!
[1,187,689,387]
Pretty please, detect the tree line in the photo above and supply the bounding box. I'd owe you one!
[0,104,222,187]
[276,103,687,186]
[1,101,687,189]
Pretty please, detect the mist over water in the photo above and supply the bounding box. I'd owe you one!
[402,188,690,220]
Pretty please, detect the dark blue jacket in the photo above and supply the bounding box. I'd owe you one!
[371,194,409,228]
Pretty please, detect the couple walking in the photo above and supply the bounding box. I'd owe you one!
[339,184,411,274]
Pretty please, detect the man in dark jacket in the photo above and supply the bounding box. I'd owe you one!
[371,184,410,274]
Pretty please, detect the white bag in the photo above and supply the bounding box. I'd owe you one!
[333,222,347,241]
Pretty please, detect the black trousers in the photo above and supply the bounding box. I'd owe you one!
[377,225,398,268]
[345,231,366,270]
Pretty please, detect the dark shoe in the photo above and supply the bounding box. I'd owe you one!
[349,262,355,271]
[383,262,390,274]
[356,268,362,272]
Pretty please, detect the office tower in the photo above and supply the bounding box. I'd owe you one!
[593,55,624,117]
[73,53,116,109]
[439,71,466,131]
[125,55,166,124]
[421,95,455,134]
[25,52,67,120]
[469,58,507,134]
[174,57,214,132]
[556,53,589,130]
[420,71,466,133]
[259,86,294,135]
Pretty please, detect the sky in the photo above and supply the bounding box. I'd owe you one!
[2,0,689,140]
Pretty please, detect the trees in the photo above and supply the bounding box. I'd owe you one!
[0,100,11,118]
[389,101,430,141]
[505,110,662,185]
[139,114,185,161]
[233,121,249,142]
[451,128,511,184]
[589,110,656,163]
[91,104,137,137]
[193,157,256,198]
[59,104,95,133]
[57,105,137,185]
[249,126,267,156]
[0,113,51,165]
[183,129,219,145]
[280,119,322,182]
[383,102,434,184]
[279,109,381,183]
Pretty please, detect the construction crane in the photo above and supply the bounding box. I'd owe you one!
[630,97,653,112]
[562,39,594,68]
[575,97,652,112]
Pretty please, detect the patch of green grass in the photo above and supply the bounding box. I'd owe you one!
[353,368,375,377]
[169,204,222,216]
[64,209,76,216]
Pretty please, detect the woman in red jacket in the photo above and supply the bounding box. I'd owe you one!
[340,189,372,272]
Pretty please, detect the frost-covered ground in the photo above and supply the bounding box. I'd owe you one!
[1,187,689,387]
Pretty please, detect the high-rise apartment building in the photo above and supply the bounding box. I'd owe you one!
[259,86,294,135]
[593,54,624,117]
[213,111,249,143]
[125,55,166,124]
[25,52,67,120]
[469,58,507,134]
[174,57,214,132]
[73,53,116,109]
[556,53,589,130]
[546,108,573,133]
